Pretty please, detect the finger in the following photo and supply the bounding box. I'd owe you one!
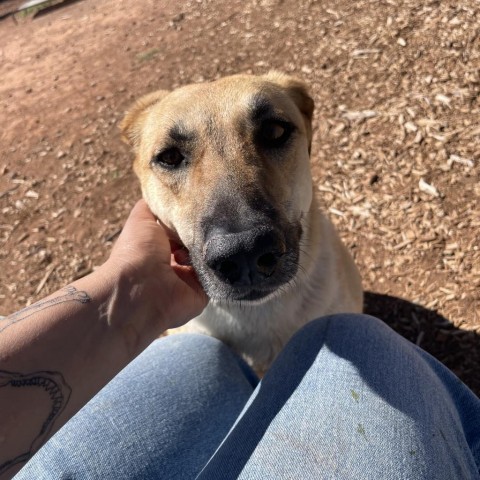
[130,200,180,244]
[172,264,208,304]
[127,199,156,223]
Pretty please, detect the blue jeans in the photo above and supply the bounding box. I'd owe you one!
[15,314,480,479]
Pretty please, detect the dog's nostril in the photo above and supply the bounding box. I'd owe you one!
[218,259,241,282]
[205,229,285,286]
[256,252,278,277]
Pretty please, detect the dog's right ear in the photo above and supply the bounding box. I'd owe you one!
[120,90,170,151]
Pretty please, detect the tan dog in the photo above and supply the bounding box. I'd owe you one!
[121,72,363,370]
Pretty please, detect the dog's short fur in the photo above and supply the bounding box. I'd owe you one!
[121,72,363,370]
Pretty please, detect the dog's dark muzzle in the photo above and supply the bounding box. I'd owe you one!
[204,227,286,287]
[192,193,302,301]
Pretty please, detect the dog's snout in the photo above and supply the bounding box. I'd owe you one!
[204,228,285,286]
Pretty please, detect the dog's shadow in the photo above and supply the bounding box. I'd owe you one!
[364,292,480,397]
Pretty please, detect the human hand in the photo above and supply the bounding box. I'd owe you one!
[101,200,208,334]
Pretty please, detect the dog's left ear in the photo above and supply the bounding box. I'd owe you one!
[120,90,170,151]
[264,71,314,152]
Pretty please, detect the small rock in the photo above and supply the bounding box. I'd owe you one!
[25,190,39,199]
[37,249,52,264]
[419,178,439,197]
[172,13,185,23]
[404,121,417,132]
[435,94,451,107]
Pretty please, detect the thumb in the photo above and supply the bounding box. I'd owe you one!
[127,199,157,223]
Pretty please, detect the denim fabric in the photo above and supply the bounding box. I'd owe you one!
[16,314,480,479]
[15,334,258,480]
[198,315,480,479]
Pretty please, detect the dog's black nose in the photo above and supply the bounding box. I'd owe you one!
[204,228,285,286]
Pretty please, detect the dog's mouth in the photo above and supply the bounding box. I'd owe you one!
[225,285,282,302]
[170,240,191,267]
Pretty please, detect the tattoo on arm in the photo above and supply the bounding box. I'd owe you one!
[0,286,87,473]
[0,286,91,334]
[0,370,72,475]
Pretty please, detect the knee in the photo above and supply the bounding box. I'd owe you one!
[287,313,398,360]
[272,313,416,396]
[299,312,389,340]
[146,333,258,386]
[146,333,231,366]
[154,332,226,351]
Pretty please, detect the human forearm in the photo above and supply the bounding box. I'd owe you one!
[0,262,165,479]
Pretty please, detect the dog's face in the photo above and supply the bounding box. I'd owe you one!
[121,72,314,302]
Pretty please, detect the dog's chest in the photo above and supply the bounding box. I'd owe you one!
[189,286,325,370]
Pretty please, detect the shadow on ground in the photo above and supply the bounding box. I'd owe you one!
[364,292,480,397]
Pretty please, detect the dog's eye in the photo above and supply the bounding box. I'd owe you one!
[152,148,185,169]
[258,120,293,148]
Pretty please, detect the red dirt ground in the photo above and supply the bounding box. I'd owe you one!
[1,0,479,393]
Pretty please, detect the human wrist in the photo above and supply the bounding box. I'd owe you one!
[80,261,167,354]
